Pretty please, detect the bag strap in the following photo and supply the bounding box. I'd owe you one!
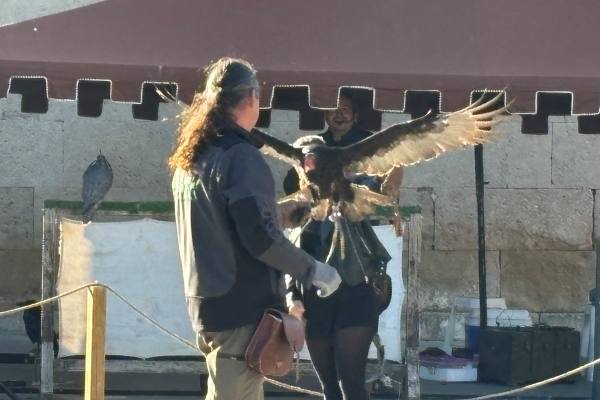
[266,309,305,352]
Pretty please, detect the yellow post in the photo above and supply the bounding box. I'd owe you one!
[84,285,106,400]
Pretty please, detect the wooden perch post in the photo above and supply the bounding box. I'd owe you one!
[84,285,107,400]
[404,214,422,400]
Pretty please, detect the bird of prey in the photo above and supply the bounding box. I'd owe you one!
[251,92,508,222]
[82,151,113,223]
[155,86,507,221]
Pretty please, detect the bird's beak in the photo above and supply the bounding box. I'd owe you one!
[303,154,317,172]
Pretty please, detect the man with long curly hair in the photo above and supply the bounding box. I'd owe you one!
[169,57,341,400]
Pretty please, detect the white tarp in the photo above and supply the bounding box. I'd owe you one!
[57,219,197,358]
[57,219,404,361]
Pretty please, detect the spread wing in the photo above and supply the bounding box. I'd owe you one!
[250,128,304,167]
[341,92,508,176]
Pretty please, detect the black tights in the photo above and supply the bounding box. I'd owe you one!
[307,326,375,400]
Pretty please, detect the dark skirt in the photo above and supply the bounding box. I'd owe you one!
[303,281,379,339]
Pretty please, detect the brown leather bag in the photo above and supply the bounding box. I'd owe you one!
[371,268,393,314]
[245,309,305,376]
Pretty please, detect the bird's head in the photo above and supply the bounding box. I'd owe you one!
[293,135,325,174]
[95,152,112,170]
[302,152,317,172]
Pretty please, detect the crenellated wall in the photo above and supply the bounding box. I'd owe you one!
[0,94,597,346]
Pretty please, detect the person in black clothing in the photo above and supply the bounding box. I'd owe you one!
[284,93,403,400]
[169,57,341,400]
[17,300,59,357]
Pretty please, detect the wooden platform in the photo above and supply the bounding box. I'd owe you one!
[0,361,593,399]
[1,359,403,397]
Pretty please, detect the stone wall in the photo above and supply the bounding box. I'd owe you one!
[0,97,177,334]
[399,116,597,343]
[0,95,597,345]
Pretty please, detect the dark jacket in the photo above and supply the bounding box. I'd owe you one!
[283,124,391,288]
[173,124,315,332]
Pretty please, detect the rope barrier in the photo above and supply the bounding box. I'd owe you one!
[0,282,322,397]
[104,284,323,396]
[3,281,597,399]
[0,282,99,317]
[459,357,600,400]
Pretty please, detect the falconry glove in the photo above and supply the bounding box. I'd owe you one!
[312,260,341,297]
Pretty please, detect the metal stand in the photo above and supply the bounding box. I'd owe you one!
[474,145,488,329]
[40,209,57,400]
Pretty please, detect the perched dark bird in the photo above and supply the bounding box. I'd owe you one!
[16,300,59,357]
[82,151,113,223]
[252,92,508,222]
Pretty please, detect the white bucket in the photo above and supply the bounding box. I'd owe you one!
[443,297,507,354]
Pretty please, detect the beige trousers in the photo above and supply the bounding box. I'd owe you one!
[197,324,264,400]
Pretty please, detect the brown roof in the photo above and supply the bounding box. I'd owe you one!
[1,0,600,113]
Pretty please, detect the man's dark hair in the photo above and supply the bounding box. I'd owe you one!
[168,57,259,172]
